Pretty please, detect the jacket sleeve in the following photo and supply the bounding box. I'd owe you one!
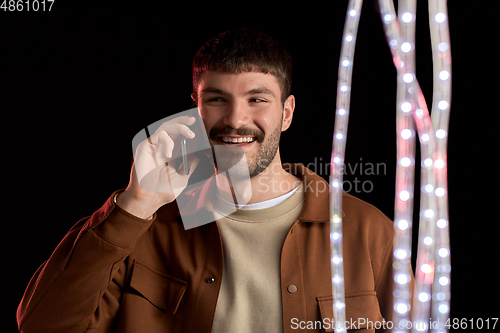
[17,191,155,333]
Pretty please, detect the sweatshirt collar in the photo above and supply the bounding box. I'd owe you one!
[177,163,340,225]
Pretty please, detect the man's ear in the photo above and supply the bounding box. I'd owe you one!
[191,93,198,108]
[281,95,295,132]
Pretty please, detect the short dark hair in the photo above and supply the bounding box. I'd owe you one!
[192,28,292,105]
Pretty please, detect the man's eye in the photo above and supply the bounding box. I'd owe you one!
[250,98,266,103]
[208,98,225,102]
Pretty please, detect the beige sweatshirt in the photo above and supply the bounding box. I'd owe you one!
[212,184,305,333]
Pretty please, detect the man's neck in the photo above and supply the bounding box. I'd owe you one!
[215,157,301,205]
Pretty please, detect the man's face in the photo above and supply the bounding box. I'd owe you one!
[195,71,293,178]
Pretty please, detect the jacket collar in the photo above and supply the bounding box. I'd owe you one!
[177,163,337,225]
[283,163,332,223]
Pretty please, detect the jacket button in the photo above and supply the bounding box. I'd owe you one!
[287,284,297,294]
[206,277,215,284]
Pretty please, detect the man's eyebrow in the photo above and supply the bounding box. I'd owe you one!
[200,87,230,95]
[246,87,276,97]
[200,87,276,98]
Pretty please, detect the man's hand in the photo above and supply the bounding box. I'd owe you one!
[117,116,200,219]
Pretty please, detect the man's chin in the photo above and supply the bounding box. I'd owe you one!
[211,145,251,180]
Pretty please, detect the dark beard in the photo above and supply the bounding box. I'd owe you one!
[248,124,281,177]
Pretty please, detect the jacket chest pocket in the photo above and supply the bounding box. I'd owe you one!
[317,292,385,332]
[129,260,188,314]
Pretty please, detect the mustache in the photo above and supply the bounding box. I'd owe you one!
[209,125,265,142]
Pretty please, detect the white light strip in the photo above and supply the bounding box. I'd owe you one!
[334,2,451,332]
[377,1,452,332]
[378,0,418,330]
[330,0,363,331]
[428,0,452,331]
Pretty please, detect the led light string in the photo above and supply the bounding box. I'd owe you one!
[331,1,451,332]
[379,0,419,331]
[330,0,363,331]
[378,1,451,332]
[428,1,451,331]
[378,1,437,332]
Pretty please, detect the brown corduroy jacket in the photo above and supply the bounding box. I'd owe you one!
[18,164,396,332]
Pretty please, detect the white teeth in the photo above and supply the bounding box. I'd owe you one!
[221,136,255,143]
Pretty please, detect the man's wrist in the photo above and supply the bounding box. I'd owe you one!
[115,191,156,220]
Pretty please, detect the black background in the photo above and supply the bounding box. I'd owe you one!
[3,0,499,331]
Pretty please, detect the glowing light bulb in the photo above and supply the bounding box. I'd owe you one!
[439,70,450,80]
[396,303,409,314]
[349,9,357,17]
[399,190,410,201]
[345,34,353,42]
[342,59,350,67]
[434,159,446,169]
[338,108,346,115]
[401,102,412,112]
[402,12,413,23]
[333,215,341,223]
[340,85,348,92]
[332,180,340,188]
[435,13,446,23]
[421,264,432,274]
[424,184,433,193]
[401,128,412,139]
[401,42,412,53]
[436,129,447,138]
[384,14,392,22]
[435,187,445,197]
[421,133,430,142]
[336,133,343,140]
[418,292,430,302]
[396,274,409,285]
[438,247,449,257]
[423,236,433,245]
[424,209,435,218]
[395,249,407,259]
[437,219,448,228]
[439,276,449,286]
[333,156,342,164]
[438,100,449,110]
[333,275,342,283]
[438,42,448,52]
[400,157,411,167]
[423,158,433,167]
[397,219,409,230]
[403,73,414,83]
[439,304,449,314]
[331,256,342,264]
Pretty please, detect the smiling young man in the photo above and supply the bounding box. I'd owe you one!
[18,29,399,333]
[197,70,301,205]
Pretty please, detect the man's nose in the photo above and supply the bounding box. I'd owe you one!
[222,101,250,129]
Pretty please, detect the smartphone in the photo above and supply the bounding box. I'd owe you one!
[181,106,198,175]
[182,138,190,175]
